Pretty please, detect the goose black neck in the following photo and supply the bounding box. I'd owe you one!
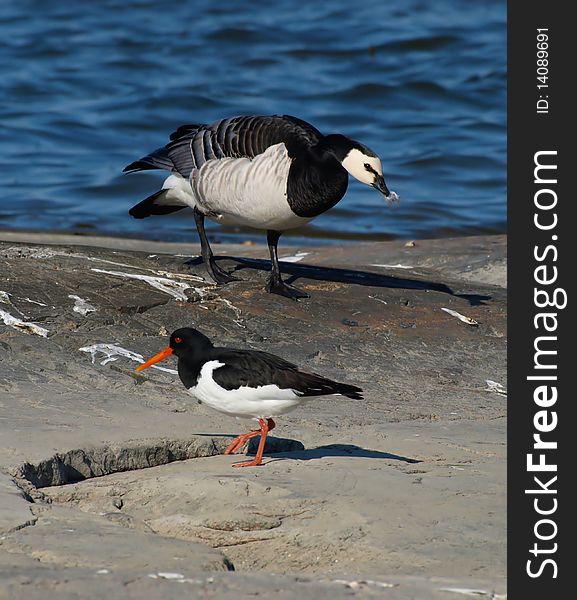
[315,134,356,161]
[286,142,349,218]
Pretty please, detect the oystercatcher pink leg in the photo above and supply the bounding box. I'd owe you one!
[232,418,275,468]
[224,430,260,455]
[225,418,275,456]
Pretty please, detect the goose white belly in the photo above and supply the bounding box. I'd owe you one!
[188,360,304,419]
[176,143,312,231]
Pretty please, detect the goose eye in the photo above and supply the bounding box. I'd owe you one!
[364,163,371,170]
[174,337,182,344]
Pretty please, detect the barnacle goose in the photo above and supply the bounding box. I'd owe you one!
[124,115,399,299]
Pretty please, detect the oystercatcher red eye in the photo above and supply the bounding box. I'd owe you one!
[174,337,182,344]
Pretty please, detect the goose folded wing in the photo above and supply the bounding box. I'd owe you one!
[124,115,323,178]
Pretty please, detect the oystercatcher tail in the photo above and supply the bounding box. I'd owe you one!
[125,114,399,300]
[135,327,364,467]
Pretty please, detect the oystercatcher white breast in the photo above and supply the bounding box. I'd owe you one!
[135,327,364,468]
[124,114,399,299]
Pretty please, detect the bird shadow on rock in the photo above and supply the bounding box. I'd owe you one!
[194,433,420,465]
[252,441,422,464]
[187,256,491,306]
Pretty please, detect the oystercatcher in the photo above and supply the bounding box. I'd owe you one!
[135,327,364,467]
[125,115,399,299]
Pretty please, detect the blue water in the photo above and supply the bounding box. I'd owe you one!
[0,0,506,246]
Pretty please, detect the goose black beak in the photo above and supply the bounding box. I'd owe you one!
[372,175,390,197]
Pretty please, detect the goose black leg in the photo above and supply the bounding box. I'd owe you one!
[265,230,309,300]
[193,208,238,284]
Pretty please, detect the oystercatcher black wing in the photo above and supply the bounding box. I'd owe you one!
[210,348,364,400]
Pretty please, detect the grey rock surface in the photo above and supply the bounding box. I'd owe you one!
[0,232,507,598]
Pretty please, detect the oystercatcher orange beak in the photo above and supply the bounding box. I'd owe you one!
[135,346,173,372]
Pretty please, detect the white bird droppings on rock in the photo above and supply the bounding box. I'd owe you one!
[79,343,178,374]
[279,252,309,263]
[22,297,47,306]
[441,307,479,326]
[0,308,49,337]
[91,268,203,301]
[370,263,414,269]
[148,572,194,581]
[484,380,507,396]
[68,294,97,316]
[438,588,505,598]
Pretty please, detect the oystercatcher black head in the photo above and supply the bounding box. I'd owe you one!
[124,115,399,300]
[170,327,213,357]
[136,327,363,468]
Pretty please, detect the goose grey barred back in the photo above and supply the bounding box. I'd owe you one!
[124,114,399,299]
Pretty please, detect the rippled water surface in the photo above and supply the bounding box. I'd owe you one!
[0,0,506,245]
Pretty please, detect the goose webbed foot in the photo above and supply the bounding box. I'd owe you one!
[266,229,310,300]
[207,258,239,285]
[266,276,310,300]
[193,208,239,285]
